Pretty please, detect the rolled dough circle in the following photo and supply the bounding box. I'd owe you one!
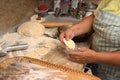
[17,21,45,38]
[63,38,75,50]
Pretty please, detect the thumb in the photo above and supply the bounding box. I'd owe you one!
[69,32,74,40]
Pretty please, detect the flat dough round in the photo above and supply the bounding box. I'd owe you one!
[34,47,49,56]
[25,50,39,59]
[25,47,49,58]
[63,38,75,50]
[17,21,45,38]
[44,42,57,49]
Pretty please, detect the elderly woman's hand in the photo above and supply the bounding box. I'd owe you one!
[67,47,98,64]
[59,28,75,43]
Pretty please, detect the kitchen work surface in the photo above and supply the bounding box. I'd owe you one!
[0,31,89,71]
[0,18,92,75]
[0,20,100,80]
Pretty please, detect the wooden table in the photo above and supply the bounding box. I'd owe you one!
[0,22,90,72]
[41,42,90,71]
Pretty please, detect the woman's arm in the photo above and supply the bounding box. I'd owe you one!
[70,14,95,37]
[96,52,120,66]
[59,14,95,41]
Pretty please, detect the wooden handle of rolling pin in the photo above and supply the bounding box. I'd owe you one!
[41,22,73,27]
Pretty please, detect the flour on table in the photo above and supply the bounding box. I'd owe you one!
[0,32,60,59]
[0,62,68,80]
[0,33,21,47]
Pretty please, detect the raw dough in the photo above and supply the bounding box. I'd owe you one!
[63,38,75,50]
[25,50,39,59]
[25,47,49,58]
[44,42,57,49]
[34,47,49,55]
[17,21,45,38]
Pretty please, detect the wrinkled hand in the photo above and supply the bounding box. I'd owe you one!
[67,47,97,64]
[59,28,75,43]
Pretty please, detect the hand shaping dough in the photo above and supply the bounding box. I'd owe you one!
[63,38,75,50]
[17,21,45,38]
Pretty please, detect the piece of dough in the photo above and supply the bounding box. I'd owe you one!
[63,38,75,50]
[34,47,49,56]
[44,42,57,49]
[25,47,49,58]
[25,50,39,59]
[17,21,45,38]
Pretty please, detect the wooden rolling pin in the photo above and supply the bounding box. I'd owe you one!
[41,22,73,27]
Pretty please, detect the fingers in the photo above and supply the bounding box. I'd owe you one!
[59,32,65,43]
[67,52,81,60]
[78,47,87,52]
[68,53,78,59]
[65,30,74,41]
[66,48,96,64]
[59,29,75,42]
[67,52,80,56]
[67,54,82,63]
[67,56,77,62]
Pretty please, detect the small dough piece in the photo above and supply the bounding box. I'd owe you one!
[34,47,49,56]
[63,38,75,50]
[25,47,49,58]
[44,42,57,49]
[17,21,45,38]
[25,50,39,59]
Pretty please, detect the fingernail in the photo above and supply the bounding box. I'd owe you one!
[78,48,81,50]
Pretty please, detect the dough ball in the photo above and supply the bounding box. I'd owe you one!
[17,21,45,38]
[63,38,75,50]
